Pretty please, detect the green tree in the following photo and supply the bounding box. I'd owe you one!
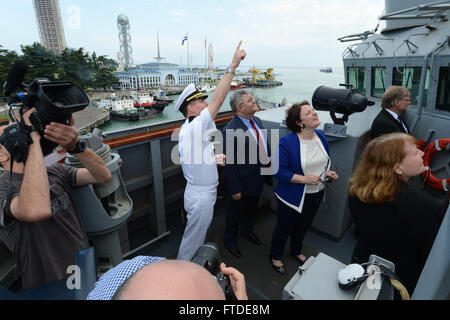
[93,55,119,89]
[1,43,120,93]
[60,48,94,88]
[0,45,20,97]
[20,42,63,83]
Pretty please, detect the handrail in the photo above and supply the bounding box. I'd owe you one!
[379,0,450,21]
[104,113,235,148]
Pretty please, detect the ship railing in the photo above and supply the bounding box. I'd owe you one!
[393,33,429,57]
[342,44,361,59]
[360,37,394,58]
[379,0,450,22]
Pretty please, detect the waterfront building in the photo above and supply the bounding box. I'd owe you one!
[32,0,66,54]
[115,62,199,89]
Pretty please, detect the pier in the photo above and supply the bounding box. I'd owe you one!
[73,107,110,134]
[0,105,110,134]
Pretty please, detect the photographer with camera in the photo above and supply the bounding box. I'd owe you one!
[87,242,248,300]
[111,260,247,300]
[87,258,248,300]
[0,108,111,290]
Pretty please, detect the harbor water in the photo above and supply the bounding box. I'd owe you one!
[98,66,345,132]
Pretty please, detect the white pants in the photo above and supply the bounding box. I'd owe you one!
[177,183,217,261]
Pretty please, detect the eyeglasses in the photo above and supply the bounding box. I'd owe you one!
[239,97,255,106]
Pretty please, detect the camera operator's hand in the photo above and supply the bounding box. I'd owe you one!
[15,108,40,142]
[19,108,35,126]
[220,263,248,300]
[43,115,78,151]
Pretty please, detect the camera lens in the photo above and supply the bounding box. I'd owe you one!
[191,242,222,276]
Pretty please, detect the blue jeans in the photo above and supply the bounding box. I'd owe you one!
[270,190,324,260]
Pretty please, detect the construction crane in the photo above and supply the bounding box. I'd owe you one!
[247,67,282,87]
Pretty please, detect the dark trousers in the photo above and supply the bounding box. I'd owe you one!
[224,195,259,247]
[270,190,324,260]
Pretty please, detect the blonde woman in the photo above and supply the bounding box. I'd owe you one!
[348,133,445,296]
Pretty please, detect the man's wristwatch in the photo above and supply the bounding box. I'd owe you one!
[225,67,235,75]
[68,141,86,154]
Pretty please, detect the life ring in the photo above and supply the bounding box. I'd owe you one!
[421,138,450,191]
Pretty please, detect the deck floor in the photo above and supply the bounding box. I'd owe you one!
[129,197,357,300]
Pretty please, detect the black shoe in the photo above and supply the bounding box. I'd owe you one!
[269,256,286,275]
[242,232,262,246]
[226,245,242,259]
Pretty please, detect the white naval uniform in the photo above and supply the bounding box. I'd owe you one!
[177,108,218,260]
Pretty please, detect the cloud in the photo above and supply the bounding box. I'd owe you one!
[169,9,190,18]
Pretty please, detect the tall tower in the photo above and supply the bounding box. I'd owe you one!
[32,0,67,55]
[208,43,214,70]
[117,14,134,68]
[153,31,165,63]
[116,52,124,72]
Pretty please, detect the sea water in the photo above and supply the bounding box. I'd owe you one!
[99,66,345,133]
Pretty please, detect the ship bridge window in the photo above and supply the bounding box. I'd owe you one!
[371,67,386,98]
[347,67,366,95]
[436,67,449,112]
[392,67,428,106]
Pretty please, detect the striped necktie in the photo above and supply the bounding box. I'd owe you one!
[249,118,268,165]
[249,118,261,145]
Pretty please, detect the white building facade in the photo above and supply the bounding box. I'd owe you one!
[115,62,199,89]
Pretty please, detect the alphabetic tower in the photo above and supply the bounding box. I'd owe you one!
[117,14,134,68]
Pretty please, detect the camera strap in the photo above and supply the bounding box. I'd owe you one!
[5,156,16,219]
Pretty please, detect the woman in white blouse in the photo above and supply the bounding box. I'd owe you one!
[269,102,338,274]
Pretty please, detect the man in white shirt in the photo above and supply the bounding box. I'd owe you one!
[370,86,411,139]
[174,41,246,260]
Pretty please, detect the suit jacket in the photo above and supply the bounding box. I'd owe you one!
[370,108,410,139]
[274,130,330,212]
[222,115,268,197]
[349,183,445,295]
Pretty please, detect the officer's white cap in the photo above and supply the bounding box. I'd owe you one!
[174,84,208,113]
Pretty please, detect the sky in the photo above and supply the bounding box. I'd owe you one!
[1,0,385,68]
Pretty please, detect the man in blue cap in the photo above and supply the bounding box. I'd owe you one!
[174,41,246,261]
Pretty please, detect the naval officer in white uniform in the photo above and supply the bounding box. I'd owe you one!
[175,41,246,260]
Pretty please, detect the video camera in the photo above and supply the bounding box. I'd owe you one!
[191,242,238,300]
[0,60,89,158]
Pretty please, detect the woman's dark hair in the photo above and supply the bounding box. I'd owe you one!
[285,101,310,133]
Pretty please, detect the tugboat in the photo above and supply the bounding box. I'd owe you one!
[152,88,174,104]
[130,90,168,113]
[130,90,157,108]
[109,108,157,122]
[230,81,246,90]
[109,110,140,121]
[198,83,216,92]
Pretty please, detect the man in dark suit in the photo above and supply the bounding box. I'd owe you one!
[222,90,269,258]
[370,86,411,140]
